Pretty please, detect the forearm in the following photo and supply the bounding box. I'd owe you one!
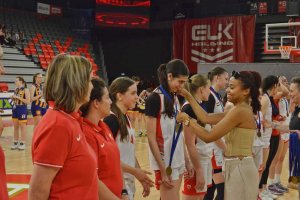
[98,180,120,200]
[148,137,165,171]
[186,119,215,143]
[121,162,137,176]
[185,94,225,124]
[214,139,226,152]
[186,145,202,171]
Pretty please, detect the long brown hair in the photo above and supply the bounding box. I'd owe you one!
[109,77,135,142]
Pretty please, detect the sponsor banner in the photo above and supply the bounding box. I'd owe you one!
[51,6,63,16]
[278,1,287,13]
[0,92,14,115]
[173,16,255,73]
[37,2,50,15]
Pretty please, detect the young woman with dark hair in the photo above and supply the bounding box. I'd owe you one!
[30,73,48,129]
[259,75,289,198]
[203,66,229,200]
[177,71,261,200]
[80,78,123,199]
[145,59,190,200]
[104,77,153,200]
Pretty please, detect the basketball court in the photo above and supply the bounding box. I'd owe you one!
[1,116,297,199]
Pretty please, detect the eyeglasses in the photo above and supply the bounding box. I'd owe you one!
[231,70,240,78]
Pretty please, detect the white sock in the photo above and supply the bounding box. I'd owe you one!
[268,178,275,185]
[275,174,281,183]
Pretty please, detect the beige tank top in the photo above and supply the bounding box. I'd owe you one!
[224,127,255,157]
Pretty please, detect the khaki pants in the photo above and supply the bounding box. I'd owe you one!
[224,157,259,200]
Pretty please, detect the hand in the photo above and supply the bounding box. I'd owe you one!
[159,170,174,189]
[141,181,151,197]
[176,112,189,123]
[177,88,191,100]
[185,162,194,179]
[134,168,154,187]
[12,95,18,99]
[195,169,205,191]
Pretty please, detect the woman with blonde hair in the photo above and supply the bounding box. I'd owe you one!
[181,74,214,200]
[29,54,100,200]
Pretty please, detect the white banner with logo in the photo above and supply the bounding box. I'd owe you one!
[37,2,50,15]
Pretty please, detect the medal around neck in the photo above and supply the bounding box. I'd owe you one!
[166,166,172,176]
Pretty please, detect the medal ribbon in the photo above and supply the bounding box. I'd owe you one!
[210,87,224,112]
[159,85,183,169]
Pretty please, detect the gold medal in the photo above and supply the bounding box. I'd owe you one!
[166,166,172,176]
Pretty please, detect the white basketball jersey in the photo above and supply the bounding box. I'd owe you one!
[115,114,136,180]
[148,87,185,171]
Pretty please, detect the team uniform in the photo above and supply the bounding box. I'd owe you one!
[104,113,136,200]
[261,93,273,148]
[203,88,224,172]
[278,97,290,142]
[83,119,123,198]
[31,83,48,117]
[181,102,213,196]
[32,102,99,199]
[145,87,185,190]
[12,87,27,123]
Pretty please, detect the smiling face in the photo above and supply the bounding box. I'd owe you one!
[226,77,249,104]
[168,74,189,93]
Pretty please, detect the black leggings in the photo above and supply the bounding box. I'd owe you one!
[259,135,280,188]
[204,178,224,200]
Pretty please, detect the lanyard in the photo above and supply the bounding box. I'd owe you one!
[159,85,182,168]
[255,112,261,130]
[210,87,224,112]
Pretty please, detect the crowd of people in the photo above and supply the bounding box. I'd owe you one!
[0,52,299,200]
[0,24,23,46]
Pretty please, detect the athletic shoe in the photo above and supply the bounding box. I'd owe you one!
[267,185,284,196]
[18,143,25,151]
[274,182,289,192]
[265,189,279,199]
[259,191,273,200]
[11,141,19,150]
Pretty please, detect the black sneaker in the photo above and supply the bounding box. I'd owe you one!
[274,183,289,192]
[268,184,285,195]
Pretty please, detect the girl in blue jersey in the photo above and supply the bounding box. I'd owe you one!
[11,76,30,150]
[30,73,47,129]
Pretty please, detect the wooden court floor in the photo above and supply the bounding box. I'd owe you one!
[1,124,297,199]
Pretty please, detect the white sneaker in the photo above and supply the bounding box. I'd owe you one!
[259,191,273,200]
[265,189,278,199]
[18,142,25,150]
[11,141,19,150]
